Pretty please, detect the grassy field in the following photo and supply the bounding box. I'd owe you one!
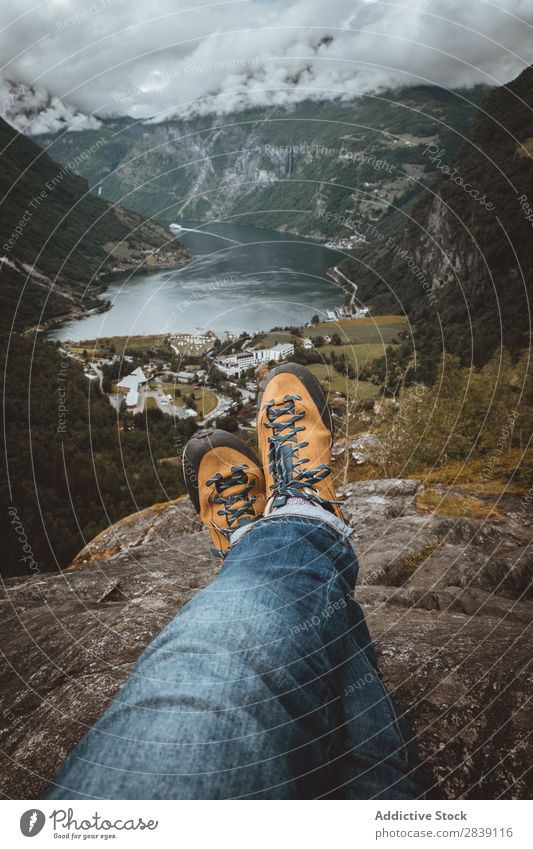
[68,332,213,361]
[252,317,407,405]
[249,318,409,404]
[254,316,408,351]
[319,342,394,370]
[68,334,172,358]
[160,382,219,416]
[252,331,297,349]
[311,315,408,345]
[307,364,380,400]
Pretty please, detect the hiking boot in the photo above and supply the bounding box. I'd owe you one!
[183,429,266,560]
[257,363,343,519]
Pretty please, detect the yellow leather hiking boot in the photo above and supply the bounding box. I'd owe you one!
[257,363,344,519]
[183,429,266,559]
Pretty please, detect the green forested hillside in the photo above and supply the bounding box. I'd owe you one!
[336,67,533,376]
[0,120,194,575]
[1,335,194,576]
[0,117,189,332]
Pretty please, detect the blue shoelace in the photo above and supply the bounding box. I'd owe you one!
[262,393,334,509]
[206,464,257,558]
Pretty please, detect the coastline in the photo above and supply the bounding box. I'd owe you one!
[28,251,192,337]
[23,299,112,336]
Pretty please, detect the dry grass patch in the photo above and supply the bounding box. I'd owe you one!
[419,449,532,495]
[402,540,442,574]
[416,488,501,520]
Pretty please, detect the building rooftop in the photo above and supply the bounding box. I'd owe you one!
[130,367,148,383]
[117,374,139,391]
[118,367,148,390]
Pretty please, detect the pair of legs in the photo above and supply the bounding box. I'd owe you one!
[46,365,423,799]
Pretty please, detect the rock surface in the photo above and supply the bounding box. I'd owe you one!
[1,481,532,799]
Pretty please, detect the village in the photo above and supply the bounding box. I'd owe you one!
[62,330,299,426]
[59,304,406,457]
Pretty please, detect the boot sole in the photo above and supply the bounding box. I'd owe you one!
[182,428,263,514]
[257,362,333,434]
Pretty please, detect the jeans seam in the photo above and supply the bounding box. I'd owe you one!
[358,649,410,767]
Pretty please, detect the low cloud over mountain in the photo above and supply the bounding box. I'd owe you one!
[1,0,532,133]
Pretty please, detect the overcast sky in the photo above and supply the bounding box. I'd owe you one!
[1,0,532,133]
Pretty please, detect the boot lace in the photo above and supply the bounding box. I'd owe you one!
[206,464,257,558]
[262,394,333,509]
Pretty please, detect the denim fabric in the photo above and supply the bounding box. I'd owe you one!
[46,517,424,800]
[231,499,352,543]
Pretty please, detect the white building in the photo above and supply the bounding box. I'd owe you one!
[127,390,138,407]
[269,342,294,360]
[325,305,370,322]
[214,342,295,378]
[215,351,255,378]
[130,367,148,384]
[116,367,148,408]
[302,338,314,349]
[252,348,273,363]
[176,371,196,384]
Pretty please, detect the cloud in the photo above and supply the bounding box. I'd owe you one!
[1,0,532,133]
[0,79,102,133]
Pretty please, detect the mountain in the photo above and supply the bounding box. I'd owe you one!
[0,77,102,136]
[0,117,190,333]
[33,86,489,241]
[1,334,197,577]
[335,67,533,374]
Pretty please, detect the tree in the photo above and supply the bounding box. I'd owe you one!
[311,314,320,326]
[216,414,239,432]
[367,350,521,477]
[1,335,198,576]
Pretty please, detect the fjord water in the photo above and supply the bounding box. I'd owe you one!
[47,222,345,341]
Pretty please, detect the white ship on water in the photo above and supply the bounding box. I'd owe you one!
[169,223,182,233]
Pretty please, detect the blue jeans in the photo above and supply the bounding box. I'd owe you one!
[46,515,423,799]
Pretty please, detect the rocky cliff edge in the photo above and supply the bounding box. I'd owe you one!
[1,479,531,799]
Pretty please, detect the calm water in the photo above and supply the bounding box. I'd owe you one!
[46,221,345,341]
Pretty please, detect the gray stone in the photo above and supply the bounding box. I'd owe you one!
[1,483,531,799]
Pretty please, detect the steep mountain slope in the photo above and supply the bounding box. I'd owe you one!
[0,118,190,333]
[34,86,489,240]
[336,67,533,373]
[1,480,531,799]
[1,334,196,577]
